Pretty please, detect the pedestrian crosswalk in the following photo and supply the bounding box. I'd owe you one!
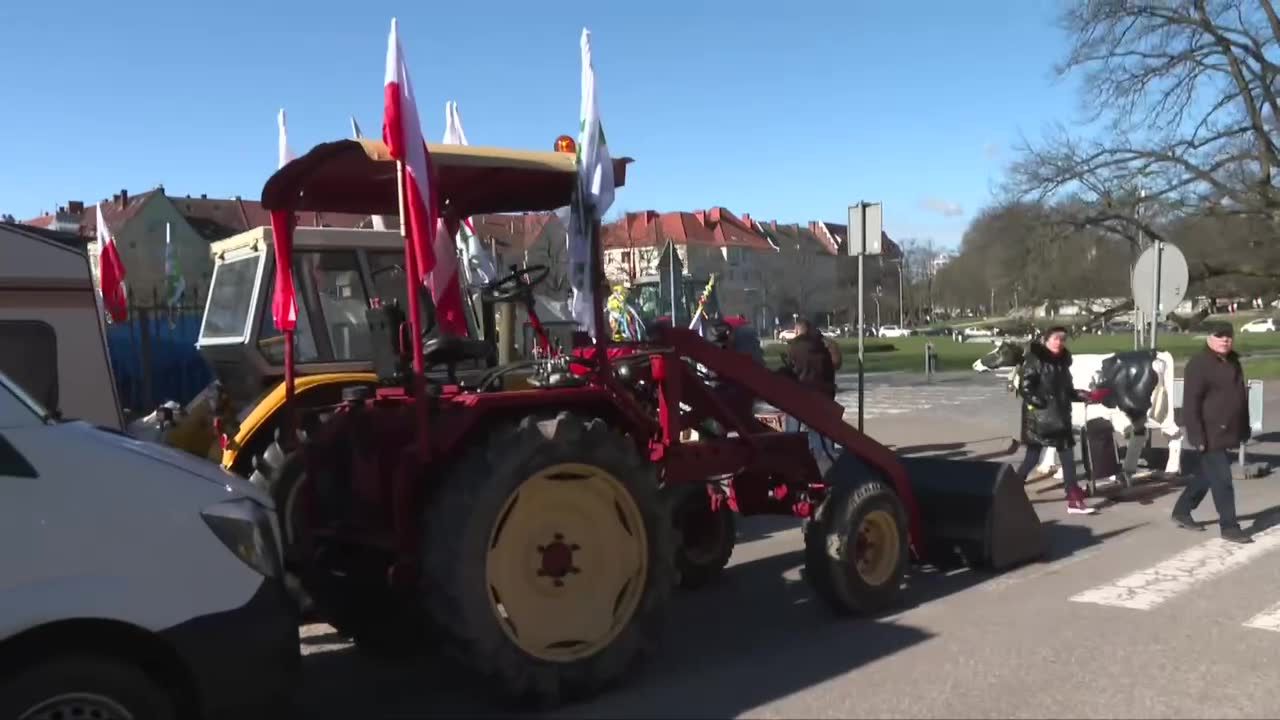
[1068,524,1280,633]
[833,378,1009,419]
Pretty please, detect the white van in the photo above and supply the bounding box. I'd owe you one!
[0,370,299,719]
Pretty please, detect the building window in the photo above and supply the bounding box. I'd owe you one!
[0,320,58,412]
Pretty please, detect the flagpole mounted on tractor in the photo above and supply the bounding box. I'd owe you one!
[395,158,425,380]
[275,108,295,405]
[848,202,883,433]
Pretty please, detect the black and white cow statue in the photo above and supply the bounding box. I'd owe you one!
[975,340,1181,477]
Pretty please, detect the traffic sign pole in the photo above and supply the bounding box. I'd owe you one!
[848,202,883,433]
[1149,240,1163,349]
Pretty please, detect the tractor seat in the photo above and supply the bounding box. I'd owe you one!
[423,335,495,368]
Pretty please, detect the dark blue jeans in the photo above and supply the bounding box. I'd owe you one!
[1173,449,1240,530]
[785,415,839,475]
[1015,443,1081,496]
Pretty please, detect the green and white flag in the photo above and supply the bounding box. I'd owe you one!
[568,27,615,338]
[163,222,185,308]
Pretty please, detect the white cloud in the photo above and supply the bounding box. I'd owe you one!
[919,197,964,218]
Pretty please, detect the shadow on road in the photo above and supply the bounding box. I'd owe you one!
[556,551,935,719]
[893,519,1145,612]
[734,514,802,543]
[293,549,936,719]
[893,437,1017,458]
[290,511,1143,719]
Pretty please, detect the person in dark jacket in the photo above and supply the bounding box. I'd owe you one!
[1171,322,1253,543]
[781,318,839,470]
[1013,326,1097,514]
[785,318,836,398]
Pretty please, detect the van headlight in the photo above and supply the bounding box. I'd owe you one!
[201,498,282,578]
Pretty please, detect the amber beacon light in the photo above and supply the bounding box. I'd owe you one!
[554,135,577,154]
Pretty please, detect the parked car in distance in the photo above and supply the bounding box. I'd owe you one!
[877,324,914,338]
[1240,317,1276,333]
[0,370,299,720]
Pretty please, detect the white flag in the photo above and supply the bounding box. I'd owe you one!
[569,28,615,338]
[351,114,392,231]
[441,101,496,285]
[164,222,186,309]
[277,108,292,169]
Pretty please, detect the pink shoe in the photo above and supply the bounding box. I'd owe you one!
[1067,498,1097,515]
[1066,486,1097,515]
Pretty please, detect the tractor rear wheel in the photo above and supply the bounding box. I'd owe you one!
[803,473,908,615]
[661,482,735,589]
[423,412,675,706]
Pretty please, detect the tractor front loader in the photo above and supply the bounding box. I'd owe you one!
[254,134,1045,708]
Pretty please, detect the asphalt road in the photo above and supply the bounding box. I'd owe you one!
[290,375,1280,719]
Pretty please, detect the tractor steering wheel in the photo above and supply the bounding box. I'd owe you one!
[481,264,550,303]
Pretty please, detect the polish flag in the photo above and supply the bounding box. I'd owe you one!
[96,203,128,322]
[382,18,466,336]
[270,108,297,332]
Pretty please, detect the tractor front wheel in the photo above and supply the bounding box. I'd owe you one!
[661,482,735,589]
[423,412,675,706]
[803,474,908,615]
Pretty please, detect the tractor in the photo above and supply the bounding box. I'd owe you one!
[247,135,1046,707]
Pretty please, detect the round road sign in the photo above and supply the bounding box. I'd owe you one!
[1132,242,1189,318]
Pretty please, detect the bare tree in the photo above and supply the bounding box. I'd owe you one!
[1007,0,1280,291]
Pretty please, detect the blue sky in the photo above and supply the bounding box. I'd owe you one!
[0,0,1085,248]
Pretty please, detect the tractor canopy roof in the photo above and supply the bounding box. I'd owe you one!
[261,138,632,217]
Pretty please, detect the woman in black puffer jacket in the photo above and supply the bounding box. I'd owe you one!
[1014,326,1097,515]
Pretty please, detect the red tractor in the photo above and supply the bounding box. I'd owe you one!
[257,136,1045,706]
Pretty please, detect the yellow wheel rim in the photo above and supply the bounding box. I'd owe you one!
[854,510,900,587]
[486,463,649,663]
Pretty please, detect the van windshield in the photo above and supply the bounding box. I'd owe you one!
[201,254,263,341]
[0,369,52,424]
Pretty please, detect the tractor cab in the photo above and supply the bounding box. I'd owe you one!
[629,273,719,329]
[197,225,489,411]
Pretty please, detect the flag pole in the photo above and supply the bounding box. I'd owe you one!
[397,159,426,380]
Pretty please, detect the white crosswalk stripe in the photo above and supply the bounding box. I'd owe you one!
[1243,602,1280,633]
[1067,525,1280,635]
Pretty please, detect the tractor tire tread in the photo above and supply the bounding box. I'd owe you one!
[422,411,675,707]
[803,474,908,616]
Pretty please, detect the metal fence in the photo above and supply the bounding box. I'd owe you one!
[104,290,213,417]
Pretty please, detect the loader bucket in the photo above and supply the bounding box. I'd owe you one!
[897,455,1045,570]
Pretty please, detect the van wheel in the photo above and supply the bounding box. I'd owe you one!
[0,655,175,720]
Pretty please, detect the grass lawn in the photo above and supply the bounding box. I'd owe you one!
[763,332,1280,378]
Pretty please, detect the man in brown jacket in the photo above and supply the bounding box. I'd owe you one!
[1171,322,1253,543]
[785,318,837,398]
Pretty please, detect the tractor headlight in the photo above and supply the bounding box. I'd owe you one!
[201,498,283,578]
